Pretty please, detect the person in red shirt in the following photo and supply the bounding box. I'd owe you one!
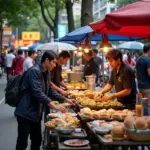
[10,50,25,76]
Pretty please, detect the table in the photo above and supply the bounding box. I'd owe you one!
[58,142,91,150]
[86,122,150,150]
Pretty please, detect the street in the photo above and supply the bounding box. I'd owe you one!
[0,75,43,150]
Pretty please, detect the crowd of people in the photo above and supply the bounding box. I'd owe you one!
[0,44,150,150]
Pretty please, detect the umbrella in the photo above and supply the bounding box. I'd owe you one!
[59,25,142,42]
[28,43,42,50]
[118,41,144,50]
[37,42,77,51]
[89,0,150,37]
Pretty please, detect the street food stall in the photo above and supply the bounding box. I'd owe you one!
[43,0,150,149]
[43,88,150,150]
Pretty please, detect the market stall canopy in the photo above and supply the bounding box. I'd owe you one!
[37,42,77,51]
[89,0,150,37]
[118,41,144,50]
[59,26,142,42]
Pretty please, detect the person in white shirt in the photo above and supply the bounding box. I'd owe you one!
[123,50,128,61]
[6,49,15,81]
[23,50,37,71]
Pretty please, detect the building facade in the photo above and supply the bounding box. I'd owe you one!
[59,2,81,25]
[93,0,117,21]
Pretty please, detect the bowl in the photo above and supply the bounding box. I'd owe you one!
[94,127,110,135]
[55,126,75,135]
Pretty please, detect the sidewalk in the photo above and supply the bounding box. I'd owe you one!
[0,74,7,85]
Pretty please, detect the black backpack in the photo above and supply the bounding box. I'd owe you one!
[5,73,25,107]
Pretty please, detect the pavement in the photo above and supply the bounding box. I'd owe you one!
[0,74,43,150]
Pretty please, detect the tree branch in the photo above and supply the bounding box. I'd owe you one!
[43,0,55,23]
[37,0,54,32]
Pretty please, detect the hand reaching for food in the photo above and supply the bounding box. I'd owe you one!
[101,94,114,101]
[94,92,104,101]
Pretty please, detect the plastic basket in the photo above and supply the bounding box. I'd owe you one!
[125,127,150,142]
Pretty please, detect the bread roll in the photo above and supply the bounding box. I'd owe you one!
[135,117,147,130]
[111,125,125,141]
[80,107,91,114]
[146,117,150,129]
[124,116,135,129]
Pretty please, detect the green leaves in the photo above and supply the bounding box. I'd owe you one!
[0,0,39,27]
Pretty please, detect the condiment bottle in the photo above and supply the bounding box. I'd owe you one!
[136,93,143,117]
[142,98,148,116]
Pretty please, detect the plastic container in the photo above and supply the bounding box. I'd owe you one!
[125,127,150,142]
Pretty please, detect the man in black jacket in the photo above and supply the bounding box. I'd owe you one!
[15,51,66,150]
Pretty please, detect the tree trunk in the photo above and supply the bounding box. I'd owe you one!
[81,0,93,27]
[65,0,75,32]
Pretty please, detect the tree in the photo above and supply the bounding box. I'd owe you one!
[117,0,138,8]
[0,0,38,50]
[26,14,50,42]
[37,0,65,38]
[81,0,93,27]
[65,0,75,32]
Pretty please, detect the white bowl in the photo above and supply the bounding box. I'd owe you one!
[94,127,110,135]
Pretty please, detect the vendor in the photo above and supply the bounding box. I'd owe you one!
[51,51,71,96]
[95,49,137,106]
[83,50,98,80]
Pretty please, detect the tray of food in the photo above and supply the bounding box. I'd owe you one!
[50,128,87,138]
[87,120,126,142]
[64,139,89,147]
[50,101,72,108]
[48,112,77,118]
[79,108,135,121]
[68,90,95,99]
[76,95,124,110]
[45,115,80,130]
[66,81,87,90]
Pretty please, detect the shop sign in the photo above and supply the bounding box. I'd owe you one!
[22,32,40,40]
[13,39,35,46]
[3,27,12,35]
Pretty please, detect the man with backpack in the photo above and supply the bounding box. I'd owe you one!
[10,50,25,76]
[14,51,66,150]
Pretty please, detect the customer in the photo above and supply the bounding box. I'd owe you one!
[51,51,71,96]
[83,50,98,80]
[10,50,25,76]
[95,49,137,107]
[123,50,128,61]
[35,50,42,65]
[133,51,140,62]
[124,52,136,69]
[6,49,15,81]
[136,43,150,113]
[0,52,6,75]
[93,49,102,86]
[15,51,66,150]
[23,50,37,71]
